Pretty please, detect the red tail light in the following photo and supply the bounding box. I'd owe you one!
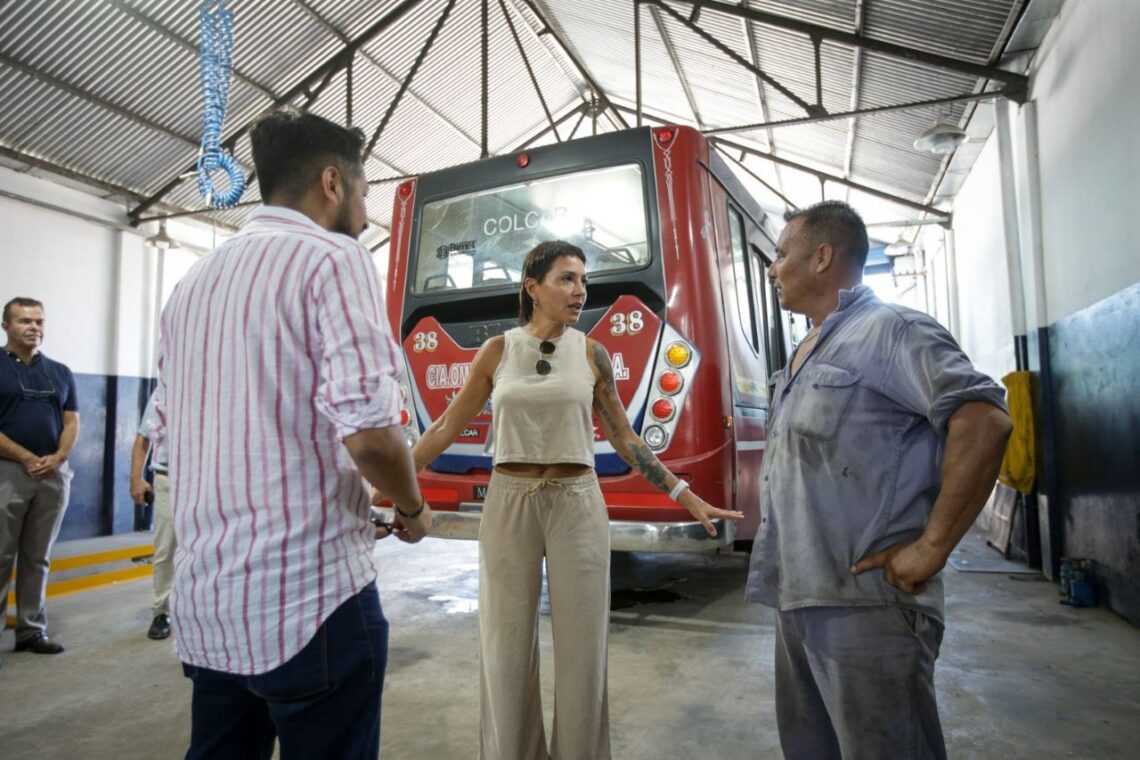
[651,398,675,421]
[654,127,676,145]
[398,181,413,198]
[659,371,683,395]
[399,409,411,427]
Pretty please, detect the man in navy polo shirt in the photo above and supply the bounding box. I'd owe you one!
[0,297,80,658]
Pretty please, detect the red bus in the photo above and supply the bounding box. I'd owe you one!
[381,125,799,552]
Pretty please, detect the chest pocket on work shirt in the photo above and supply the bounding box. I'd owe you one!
[786,363,860,441]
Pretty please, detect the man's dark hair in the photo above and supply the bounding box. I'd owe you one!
[249,109,367,201]
[3,297,44,323]
[784,200,870,272]
[519,240,587,325]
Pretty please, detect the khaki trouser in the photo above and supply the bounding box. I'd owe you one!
[478,471,611,760]
[151,472,175,616]
[0,459,71,641]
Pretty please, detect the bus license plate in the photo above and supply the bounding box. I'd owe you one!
[474,485,487,500]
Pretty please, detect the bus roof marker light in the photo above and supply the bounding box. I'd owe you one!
[654,127,676,145]
[398,182,413,199]
[517,153,530,168]
[651,398,675,422]
[665,342,691,368]
[399,409,411,427]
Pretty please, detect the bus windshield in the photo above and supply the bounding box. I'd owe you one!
[413,163,650,294]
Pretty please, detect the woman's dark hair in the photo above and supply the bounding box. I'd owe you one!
[518,240,587,325]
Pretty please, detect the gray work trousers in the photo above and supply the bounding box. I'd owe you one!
[0,458,72,641]
[478,471,611,760]
[775,605,946,760]
[150,472,175,616]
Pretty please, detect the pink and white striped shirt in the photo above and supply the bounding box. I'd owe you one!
[155,206,402,675]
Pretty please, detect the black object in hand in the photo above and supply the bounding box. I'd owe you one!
[144,489,155,506]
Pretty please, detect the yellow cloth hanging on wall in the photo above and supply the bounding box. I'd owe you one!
[998,370,1036,494]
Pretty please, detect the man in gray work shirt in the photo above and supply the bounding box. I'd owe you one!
[746,201,1013,759]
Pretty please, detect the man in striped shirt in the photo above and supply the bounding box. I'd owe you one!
[154,110,432,760]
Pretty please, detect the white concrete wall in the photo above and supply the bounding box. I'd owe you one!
[1030,0,1140,322]
[0,165,196,378]
[951,134,1016,382]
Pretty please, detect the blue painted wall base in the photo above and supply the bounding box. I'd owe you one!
[1049,280,1140,627]
[58,373,152,542]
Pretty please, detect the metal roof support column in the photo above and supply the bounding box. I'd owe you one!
[346,53,354,128]
[482,0,490,158]
[641,0,820,117]
[366,0,456,157]
[635,0,643,128]
[842,0,867,204]
[499,0,560,142]
[812,35,824,113]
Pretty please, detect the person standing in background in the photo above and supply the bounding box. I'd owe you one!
[129,389,174,640]
[0,297,80,661]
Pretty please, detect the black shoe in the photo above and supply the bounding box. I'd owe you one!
[147,613,171,640]
[14,634,64,654]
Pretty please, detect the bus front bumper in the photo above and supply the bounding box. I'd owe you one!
[372,507,735,553]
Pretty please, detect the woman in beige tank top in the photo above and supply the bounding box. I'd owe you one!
[407,241,742,760]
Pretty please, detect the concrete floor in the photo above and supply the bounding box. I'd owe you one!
[2,532,1138,759]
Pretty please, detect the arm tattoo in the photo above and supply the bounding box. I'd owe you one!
[591,342,673,493]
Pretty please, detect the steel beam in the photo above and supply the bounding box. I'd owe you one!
[703,89,1006,135]
[642,0,820,117]
[712,135,951,219]
[293,0,481,150]
[482,0,490,158]
[611,103,950,220]
[720,149,796,211]
[635,1,643,127]
[366,0,456,157]
[664,0,1029,101]
[649,5,704,128]
[500,0,560,142]
[514,0,631,129]
[0,53,198,151]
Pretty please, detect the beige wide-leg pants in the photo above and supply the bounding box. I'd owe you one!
[478,471,611,760]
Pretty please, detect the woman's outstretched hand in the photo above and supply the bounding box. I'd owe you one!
[678,491,744,538]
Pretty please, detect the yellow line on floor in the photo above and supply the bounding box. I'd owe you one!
[8,544,155,583]
[6,564,153,614]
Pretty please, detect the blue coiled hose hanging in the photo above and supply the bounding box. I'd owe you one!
[196,0,245,208]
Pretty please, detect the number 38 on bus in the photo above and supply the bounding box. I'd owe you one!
[381,125,799,552]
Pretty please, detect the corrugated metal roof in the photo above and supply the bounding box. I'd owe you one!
[0,0,1032,236]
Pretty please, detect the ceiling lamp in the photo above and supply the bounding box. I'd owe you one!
[884,235,912,258]
[145,221,179,250]
[914,121,967,155]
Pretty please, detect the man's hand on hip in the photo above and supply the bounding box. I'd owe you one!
[851,537,949,596]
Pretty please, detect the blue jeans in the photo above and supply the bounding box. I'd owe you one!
[182,583,388,760]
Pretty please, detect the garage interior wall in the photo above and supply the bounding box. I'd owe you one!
[953,0,1140,625]
[0,165,200,539]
